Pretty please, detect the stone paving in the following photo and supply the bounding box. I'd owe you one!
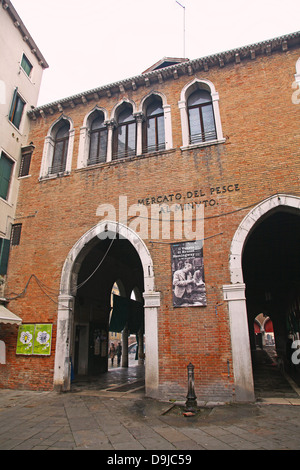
[0,358,300,451]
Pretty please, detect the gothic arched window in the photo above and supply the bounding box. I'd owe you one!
[187,89,216,144]
[88,113,108,165]
[50,121,70,174]
[143,96,165,153]
[113,105,136,159]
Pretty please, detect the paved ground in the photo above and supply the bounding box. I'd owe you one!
[1,356,300,451]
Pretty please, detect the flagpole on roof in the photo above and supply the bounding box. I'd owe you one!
[176,1,186,58]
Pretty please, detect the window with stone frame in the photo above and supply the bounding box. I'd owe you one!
[187,89,217,144]
[143,96,165,153]
[113,104,136,159]
[21,53,33,77]
[49,122,70,174]
[88,113,108,165]
[19,144,35,177]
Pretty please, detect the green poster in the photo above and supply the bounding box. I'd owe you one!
[16,324,53,355]
[33,324,52,355]
[16,324,35,355]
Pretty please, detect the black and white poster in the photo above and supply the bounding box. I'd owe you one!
[171,240,206,307]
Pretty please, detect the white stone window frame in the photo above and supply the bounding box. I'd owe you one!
[77,106,109,169]
[139,91,173,153]
[294,58,300,89]
[40,115,75,180]
[178,78,225,149]
[20,52,33,81]
[295,58,300,80]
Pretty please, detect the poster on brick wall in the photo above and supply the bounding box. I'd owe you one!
[33,324,53,355]
[16,324,35,355]
[16,324,52,355]
[171,240,207,307]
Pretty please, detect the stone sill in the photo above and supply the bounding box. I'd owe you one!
[180,138,226,151]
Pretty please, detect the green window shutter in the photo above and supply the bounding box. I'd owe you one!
[0,238,10,275]
[8,88,25,128]
[13,95,25,128]
[8,87,18,121]
[0,153,13,200]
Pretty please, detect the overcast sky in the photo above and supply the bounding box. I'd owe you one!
[11,0,300,106]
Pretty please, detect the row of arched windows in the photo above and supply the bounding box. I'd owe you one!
[40,79,224,178]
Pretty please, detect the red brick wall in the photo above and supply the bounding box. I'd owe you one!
[1,46,299,399]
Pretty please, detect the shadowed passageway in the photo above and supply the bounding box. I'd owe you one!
[252,347,300,399]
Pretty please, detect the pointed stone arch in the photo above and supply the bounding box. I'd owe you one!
[223,194,300,401]
[110,98,137,121]
[54,221,160,396]
[139,90,173,151]
[40,114,75,178]
[77,106,109,168]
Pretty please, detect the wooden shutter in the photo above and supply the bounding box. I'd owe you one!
[0,153,13,200]
[0,238,10,275]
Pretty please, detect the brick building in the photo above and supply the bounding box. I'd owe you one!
[1,31,299,402]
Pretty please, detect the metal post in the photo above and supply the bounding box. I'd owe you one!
[185,362,197,411]
[176,1,186,58]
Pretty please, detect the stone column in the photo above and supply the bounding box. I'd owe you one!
[143,291,160,398]
[178,100,189,147]
[163,104,173,150]
[223,284,255,402]
[211,91,224,141]
[105,119,116,163]
[65,129,75,173]
[77,126,88,168]
[40,135,54,178]
[53,294,74,392]
[134,112,144,156]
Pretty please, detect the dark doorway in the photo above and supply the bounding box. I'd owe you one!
[242,210,300,397]
[72,232,144,384]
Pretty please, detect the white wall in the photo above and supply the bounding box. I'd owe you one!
[0,4,45,239]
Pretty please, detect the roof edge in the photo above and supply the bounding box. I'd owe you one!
[29,30,299,117]
[2,0,49,68]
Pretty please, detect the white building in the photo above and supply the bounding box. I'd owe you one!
[0,0,48,294]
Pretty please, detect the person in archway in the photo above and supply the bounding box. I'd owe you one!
[116,342,122,367]
[109,343,116,367]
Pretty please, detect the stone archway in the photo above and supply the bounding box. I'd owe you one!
[223,194,300,402]
[53,221,160,396]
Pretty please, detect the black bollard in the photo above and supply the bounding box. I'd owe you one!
[185,362,197,411]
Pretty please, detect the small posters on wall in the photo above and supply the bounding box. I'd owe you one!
[16,324,53,356]
[171,240,207,307]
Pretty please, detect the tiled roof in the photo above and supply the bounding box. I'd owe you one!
[28,31,299,119]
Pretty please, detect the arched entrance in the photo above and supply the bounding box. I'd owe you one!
[243,208,300,394]
[253,314,275,350]
[53,221,160,396]
[223,194,300,401]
